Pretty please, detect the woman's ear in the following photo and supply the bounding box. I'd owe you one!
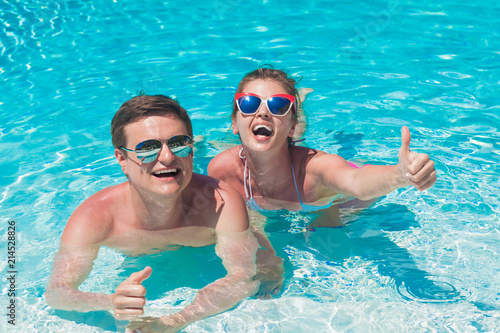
[232,117,239,135]
[288,122,296,138]
[115,148,128,175]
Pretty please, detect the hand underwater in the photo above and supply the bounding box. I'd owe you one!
[112,266,152,319]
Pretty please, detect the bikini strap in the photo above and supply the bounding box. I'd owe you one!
[290,138,306,145]
[291,161,304,206]
[241,146,303,206]
[239,147,252,199]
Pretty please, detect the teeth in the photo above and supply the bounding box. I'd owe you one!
[154,169,177,175]
[253,124,272,131]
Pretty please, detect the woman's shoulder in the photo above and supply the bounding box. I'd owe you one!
[207,145,243,180]
[290,145,328,162]
[291,145,347,174]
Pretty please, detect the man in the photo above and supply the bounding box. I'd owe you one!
[46,94,264,332]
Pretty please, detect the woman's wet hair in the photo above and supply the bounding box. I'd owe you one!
[111,94,193,149]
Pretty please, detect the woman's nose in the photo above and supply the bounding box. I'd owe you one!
[256,101,271,117]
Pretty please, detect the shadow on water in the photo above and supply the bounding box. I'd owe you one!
[53,310,119,332]
[53,246,226,331]
[332,130,365,160]
[289,203,463,303]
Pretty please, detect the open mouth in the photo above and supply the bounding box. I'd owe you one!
[252,124,273,138]
[153,168,180,178]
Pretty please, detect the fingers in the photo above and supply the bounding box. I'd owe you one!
[115,284,147,297]
[126,316,157,333]
[272,281,283,295]
[407,152,430,175]
[398,127,437,191]
[114,306,146,318]
[113,267,152,318]
[123,266,152,285]
[253,275,284,299]
[256,282,283,299]
[113,284,147,317]
[409,168,437,191]
[399,126,411,156]
[406,152,436,191]
[398,126,412,176]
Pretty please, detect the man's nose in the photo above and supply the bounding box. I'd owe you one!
[157,143,176,163]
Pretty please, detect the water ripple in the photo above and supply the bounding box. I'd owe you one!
[1,0,500,332]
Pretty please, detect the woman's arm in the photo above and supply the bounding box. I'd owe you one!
[310,126,436,201]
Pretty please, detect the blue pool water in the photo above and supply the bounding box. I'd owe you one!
[1,0,499,332]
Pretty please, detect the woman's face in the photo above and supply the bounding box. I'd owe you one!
[232,79,296,153]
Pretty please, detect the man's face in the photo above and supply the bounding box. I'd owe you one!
[116,115,193,197]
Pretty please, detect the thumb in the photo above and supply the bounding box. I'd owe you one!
[399,126,411,156]
[124,266,152,285]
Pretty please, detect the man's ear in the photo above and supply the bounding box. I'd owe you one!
[115,148,128,175]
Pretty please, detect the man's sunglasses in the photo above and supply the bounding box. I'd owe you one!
[234,93,295,116]
[120,135,194,164]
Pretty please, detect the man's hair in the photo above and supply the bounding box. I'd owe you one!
[233,65,301,121]
[111,94,193,149]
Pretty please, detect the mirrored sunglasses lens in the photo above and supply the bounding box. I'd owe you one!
[267,97,292,115]
[171,146,193,157]
[167,136,193,157]
[139,153,159,163]
[135,140,162,163]
[136,139,162,151]
[167,135,190,147]
[238,96,261,114]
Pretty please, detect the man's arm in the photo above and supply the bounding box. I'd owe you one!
[250,225,285,299]
[45,242,112,312]
[46,243,152,315]
[45,193,151,316]
[173,228,260,325]
[310,126,436,201]
[127,183,259,332]
[126,229,260,332]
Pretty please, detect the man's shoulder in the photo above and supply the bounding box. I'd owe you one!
[189,173,248,232]
[61,183,127,246]
[78,183,127,216]
[190,173,234,201]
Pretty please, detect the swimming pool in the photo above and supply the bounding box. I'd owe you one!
[1,0,499,331]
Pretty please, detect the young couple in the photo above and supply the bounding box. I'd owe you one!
[46,66,436,332]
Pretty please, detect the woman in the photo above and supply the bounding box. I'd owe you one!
[208,67,436,220]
